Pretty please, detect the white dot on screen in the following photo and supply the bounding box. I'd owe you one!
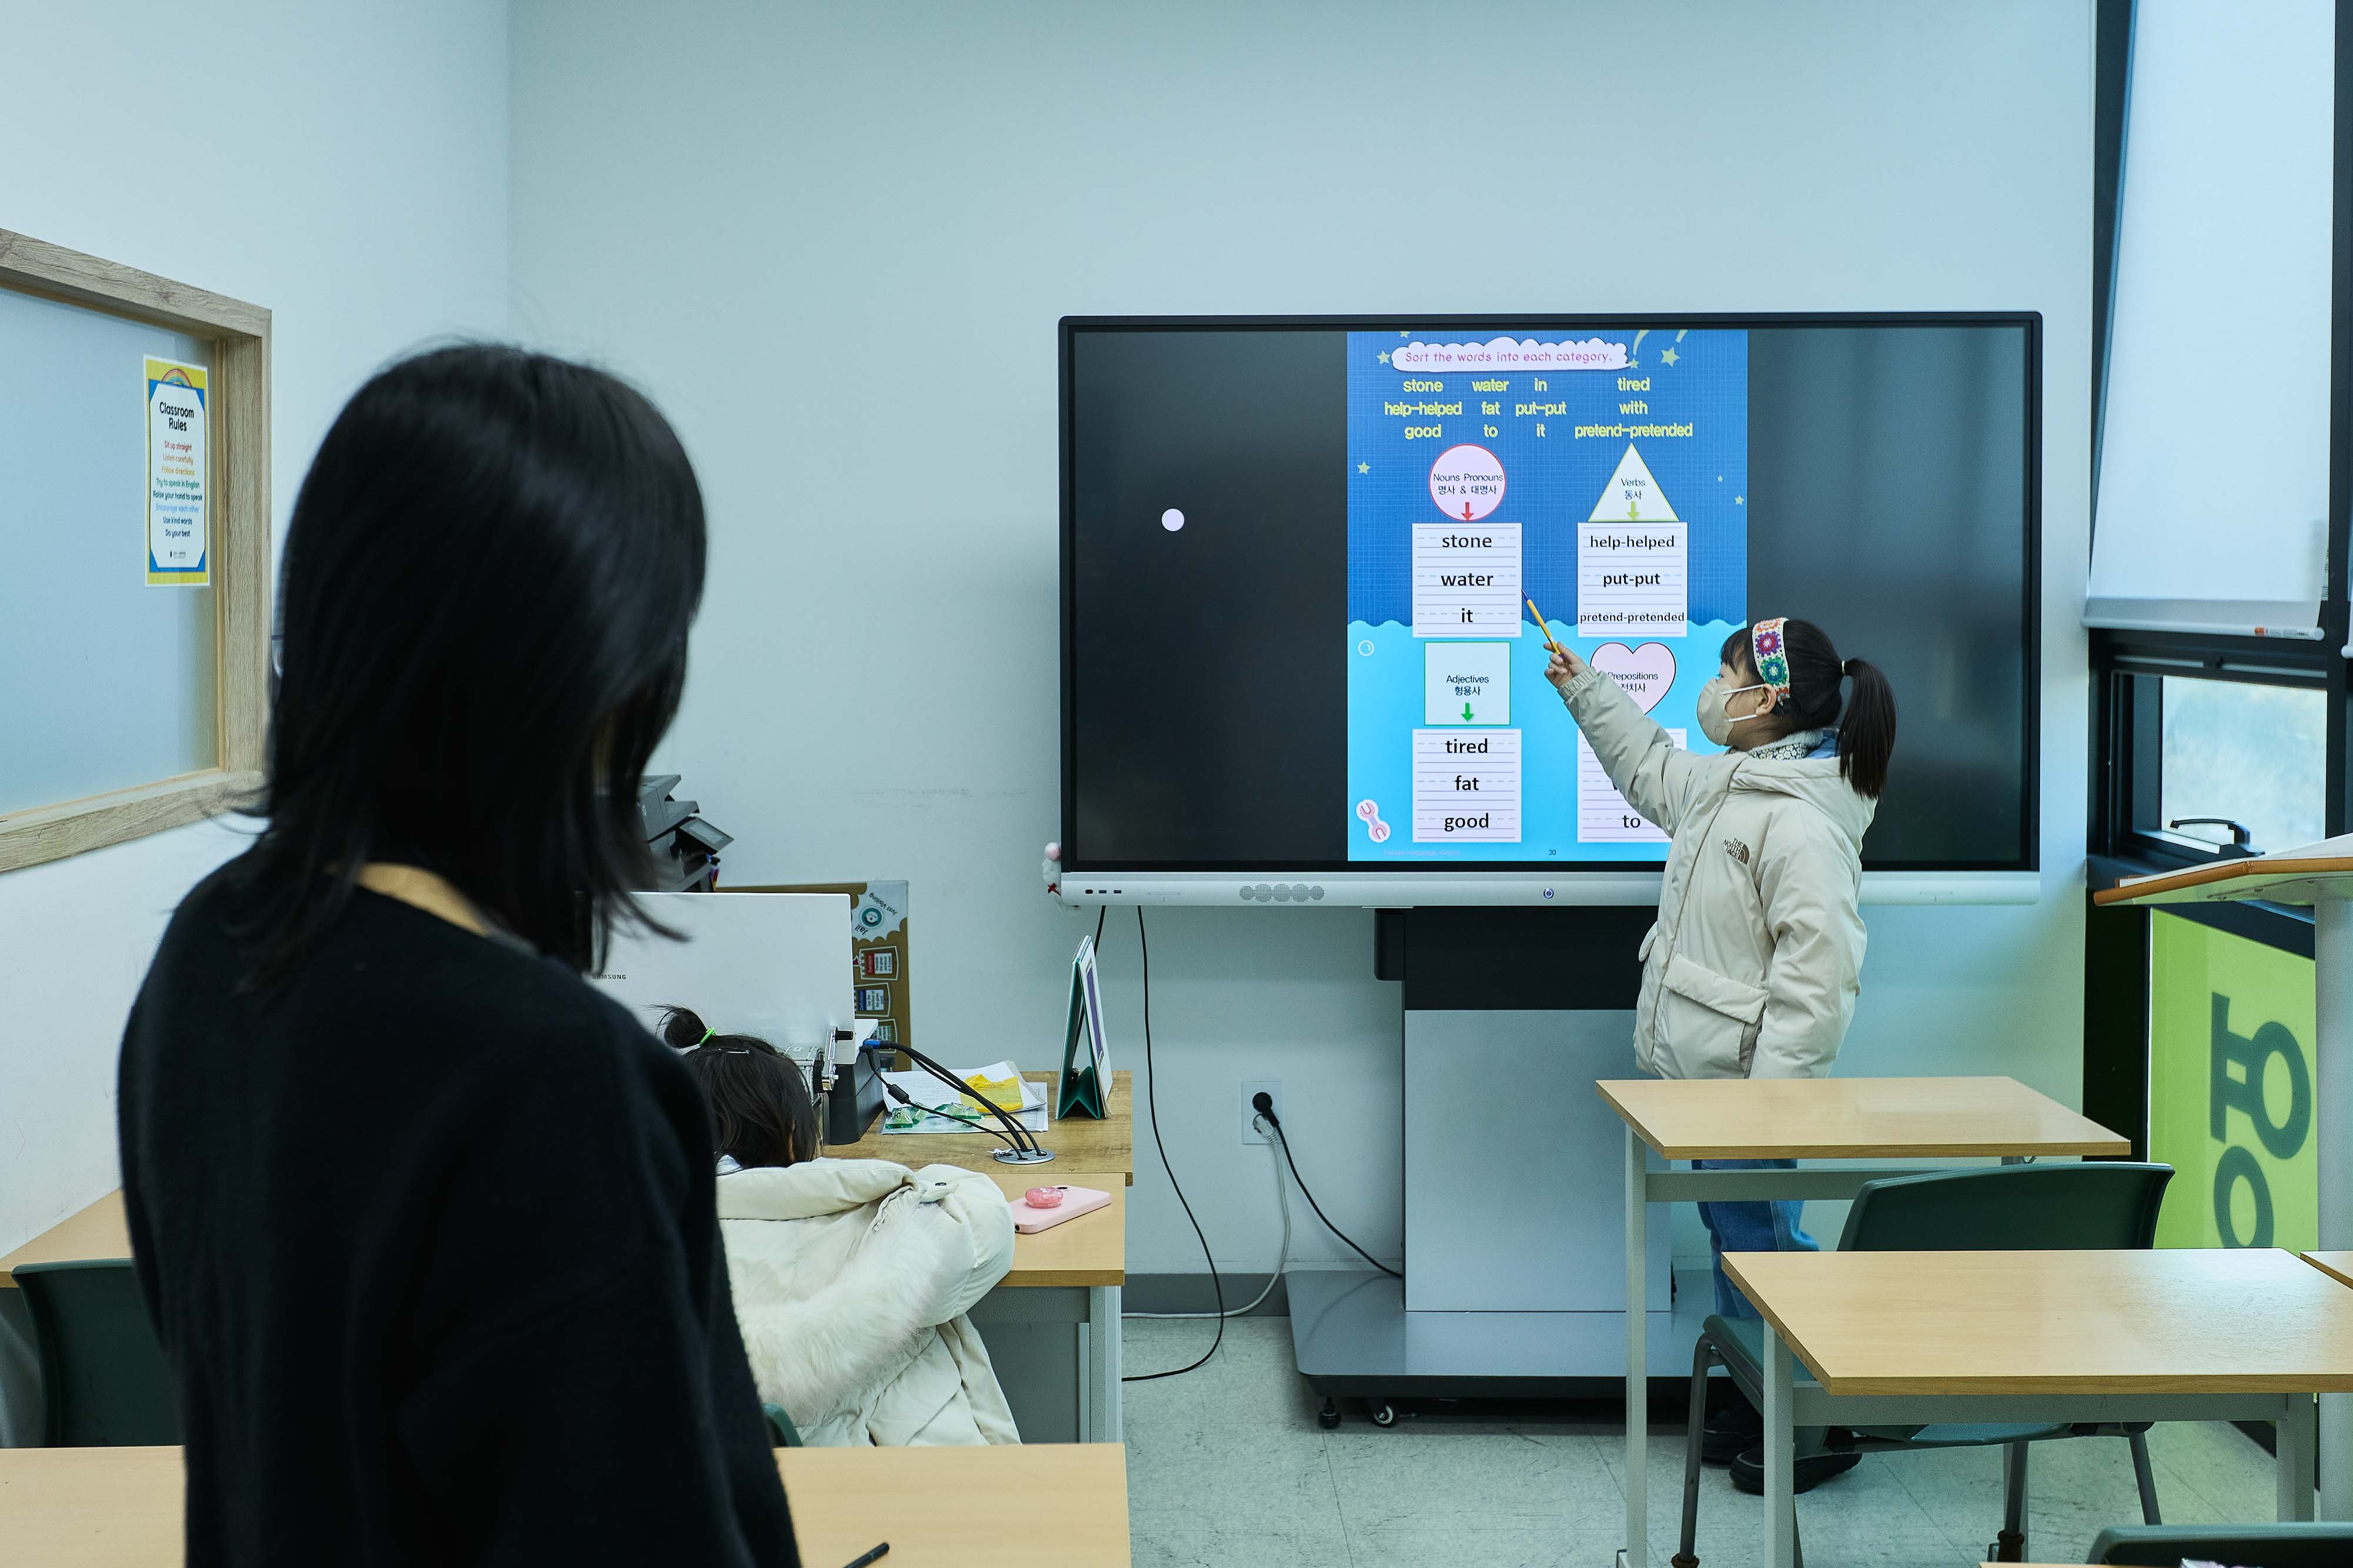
[1161,508,1184,532]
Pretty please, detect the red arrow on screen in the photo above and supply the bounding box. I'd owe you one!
[1462,502,1474,521]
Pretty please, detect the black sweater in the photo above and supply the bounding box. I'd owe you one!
[118,868,799,1567]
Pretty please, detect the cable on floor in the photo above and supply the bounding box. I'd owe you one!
[1120,905,1229,1380]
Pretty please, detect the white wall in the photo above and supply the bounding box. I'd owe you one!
[0,1,511,1258]
[509,0,2095,1274]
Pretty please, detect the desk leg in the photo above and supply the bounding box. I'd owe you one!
[1624,1125,1647,1568]
[1764,1323,1795,1568]
[2279,1392,2317,1522]
[1086,1285,1122,1443]
[2318,895,2353,1518]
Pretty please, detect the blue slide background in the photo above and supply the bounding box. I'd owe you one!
[1345,328,1748,863]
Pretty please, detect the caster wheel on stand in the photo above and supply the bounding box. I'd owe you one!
[1368,1398,1398,1428]
[1317,1398,1341,1431]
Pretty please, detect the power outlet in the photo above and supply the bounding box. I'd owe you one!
[1241,1080,1282,1144]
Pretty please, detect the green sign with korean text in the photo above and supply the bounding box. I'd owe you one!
[2149,911,2317,1249]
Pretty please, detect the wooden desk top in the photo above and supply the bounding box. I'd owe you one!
[0,1443,1131,1567]
[986,1170,1125,1287]
[2094,853,2353,908]
[1597,1076,2128,1160]
[0,1191,127,1287]
[1,1180,1124,1292]
[785,1443,1129,1565]
[2301,1250,2353,1290]
[831,1070,1134,1184]
[1721,1248,2353,1396]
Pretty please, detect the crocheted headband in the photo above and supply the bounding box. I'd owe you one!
[1750,618,1792,702]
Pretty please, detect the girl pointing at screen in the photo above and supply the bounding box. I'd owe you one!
[1545,616,1896,1492]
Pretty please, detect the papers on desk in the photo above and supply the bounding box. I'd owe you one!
[877,1060,1049,1135]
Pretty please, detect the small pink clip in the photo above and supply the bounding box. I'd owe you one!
[1024,1186,1064,1209]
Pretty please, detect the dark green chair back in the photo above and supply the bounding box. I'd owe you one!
[1837,1163,2172,1254]
[14,1260,181,1446]
[763,1401,802,1447]
[2091,1522,2353,1565]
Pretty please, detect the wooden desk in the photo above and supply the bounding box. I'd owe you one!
[1722,1249,2348,1568]
[985,1171,1124,1290]
[1598,1075,2129,1568]
[0,1192,127,1287]
[0,1442,1131,1567]
[1,1183,1125,1292]
[1598,1074,2129,1161]
[0,1180,1129,1444]
[968,1169,1125,1446]
[2304,1249,2353,1290]
[831,1070,1134,1184]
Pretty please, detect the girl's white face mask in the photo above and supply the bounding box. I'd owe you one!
[1695,675,1772,746]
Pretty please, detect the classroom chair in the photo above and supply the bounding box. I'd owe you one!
[763,1402,804,1447]
[1673,1162,2175,1568]
[14,1259,181,1446]
[2088,1522,2353,1566]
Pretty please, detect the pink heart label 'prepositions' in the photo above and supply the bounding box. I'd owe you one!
[1588,642,1677,714]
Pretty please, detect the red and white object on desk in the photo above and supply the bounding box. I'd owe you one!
[1009,1183,1112,1233]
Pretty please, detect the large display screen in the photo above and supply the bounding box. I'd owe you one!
[1063,316,2039,876]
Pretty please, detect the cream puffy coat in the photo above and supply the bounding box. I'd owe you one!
[1560,663,1877,1080]
[715,1157,1019,1447]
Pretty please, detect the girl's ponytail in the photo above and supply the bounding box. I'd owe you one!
[1738,616,1899,799]
[1838,656,1898,799]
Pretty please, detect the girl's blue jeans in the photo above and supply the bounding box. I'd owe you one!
[1695,1157,1819,1319]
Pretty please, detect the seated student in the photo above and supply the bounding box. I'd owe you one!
[664,1007,1022,1446]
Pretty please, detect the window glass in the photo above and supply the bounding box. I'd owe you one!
[2159,677,2326,854]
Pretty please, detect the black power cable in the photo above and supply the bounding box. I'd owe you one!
[1122,905,1228,1382]
[1257,1101,1401,1280]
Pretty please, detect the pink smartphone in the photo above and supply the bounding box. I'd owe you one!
[1009,1184,1113,1233]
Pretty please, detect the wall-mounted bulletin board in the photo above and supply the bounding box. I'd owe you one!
[0,229,271,873]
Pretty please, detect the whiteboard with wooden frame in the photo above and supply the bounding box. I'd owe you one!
[0,229,271,873]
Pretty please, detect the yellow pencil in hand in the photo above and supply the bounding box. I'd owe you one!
[1526,596,1567,658]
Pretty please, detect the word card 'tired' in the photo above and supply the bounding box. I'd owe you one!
[1412,728,1522,842]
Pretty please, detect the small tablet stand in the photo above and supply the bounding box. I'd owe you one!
[1055,935,1111,1120]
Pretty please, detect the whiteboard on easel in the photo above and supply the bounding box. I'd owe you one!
[590,892,851,1059]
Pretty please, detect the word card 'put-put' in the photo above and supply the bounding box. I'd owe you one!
[1578,445,1685,638]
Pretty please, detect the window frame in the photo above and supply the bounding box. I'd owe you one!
[2090,628,2338,874]
[2082,0,2351,1155]
[0,229,272,874]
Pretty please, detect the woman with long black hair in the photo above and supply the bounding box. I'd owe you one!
[118,346,799,1566]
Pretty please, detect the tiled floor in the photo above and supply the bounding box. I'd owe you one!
[1121,1315,2281,1567]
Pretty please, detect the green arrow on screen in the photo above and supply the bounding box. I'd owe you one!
[1462,702,1475,721]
